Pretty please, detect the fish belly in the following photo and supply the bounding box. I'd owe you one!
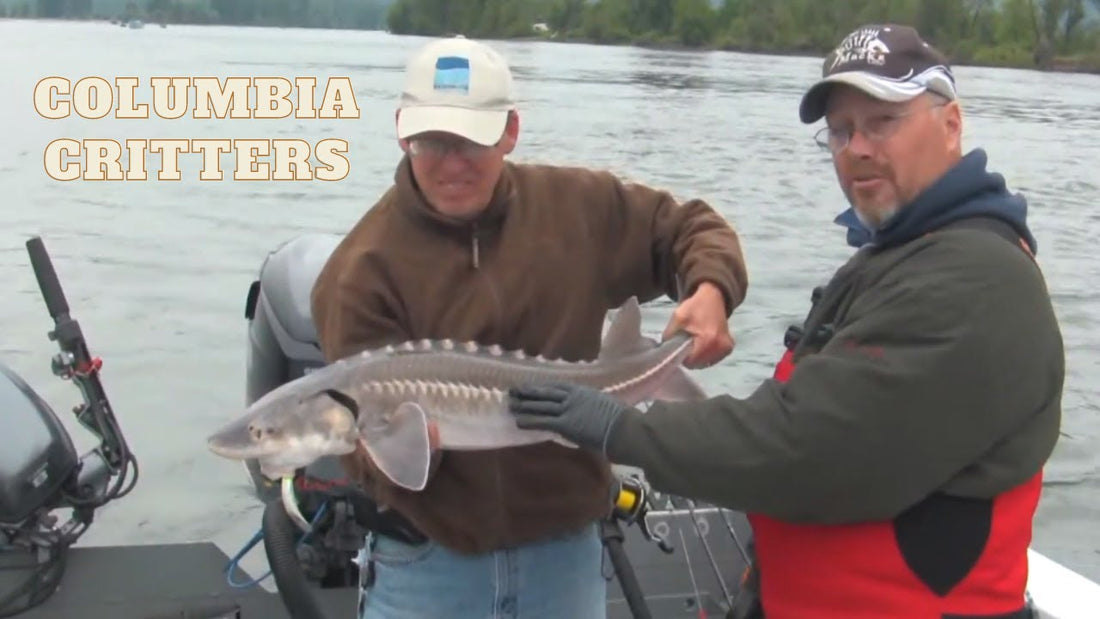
[434,401,562,451]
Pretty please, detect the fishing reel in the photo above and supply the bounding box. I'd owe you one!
[611,474,673,554]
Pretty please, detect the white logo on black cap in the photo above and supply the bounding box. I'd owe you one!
[830,26,890,71]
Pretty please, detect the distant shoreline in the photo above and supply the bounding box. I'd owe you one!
[504,34,1100,78]
[7,15,1100,77]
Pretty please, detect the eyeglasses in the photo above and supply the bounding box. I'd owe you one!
[407,136,497,160]
[814,101,946,153]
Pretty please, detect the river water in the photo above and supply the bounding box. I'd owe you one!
[1,19,1099,585]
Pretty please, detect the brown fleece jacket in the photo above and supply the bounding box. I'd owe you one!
[309,155,748,554]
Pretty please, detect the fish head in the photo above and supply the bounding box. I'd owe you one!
[206,388,360,479]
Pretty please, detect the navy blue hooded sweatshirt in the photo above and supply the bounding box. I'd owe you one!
[833,148,1038,255]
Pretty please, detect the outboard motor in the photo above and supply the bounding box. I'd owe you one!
[1,237,139,617]
[242,233,380,596]
[0,362,80,527]
[242,232,343,506]
[0,361,83,617]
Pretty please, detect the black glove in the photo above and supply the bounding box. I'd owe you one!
[507,383,630,454]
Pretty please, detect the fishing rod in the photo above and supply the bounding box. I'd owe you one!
[601,518,651,619]
[683,497,735,610]
[717,507,751,566]
[716,507,753,609]
[604,474,675,619]
[646,487,750,617]
[638,501,750,567]
[677,528,707,619]
[657,493,713,616]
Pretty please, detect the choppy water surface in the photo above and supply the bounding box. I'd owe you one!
[1,19,1098,582]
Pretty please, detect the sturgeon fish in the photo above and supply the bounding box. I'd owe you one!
[206,296,708,491]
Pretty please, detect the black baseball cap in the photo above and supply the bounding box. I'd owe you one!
[799,24,957,124]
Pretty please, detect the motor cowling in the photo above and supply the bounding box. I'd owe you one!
[242,232,346,501]
[0,361,79,525]
[243,233,387,590]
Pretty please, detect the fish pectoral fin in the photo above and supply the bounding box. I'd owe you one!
[361,401,432,492]
[654,366,709,402]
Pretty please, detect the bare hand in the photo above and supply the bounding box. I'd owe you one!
[662,282,734,368]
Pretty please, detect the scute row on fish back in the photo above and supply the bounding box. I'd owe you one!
[206,296,710,492]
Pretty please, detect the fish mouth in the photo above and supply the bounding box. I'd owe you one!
[206,433,280,459]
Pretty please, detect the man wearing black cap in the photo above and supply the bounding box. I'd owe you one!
[508,23,1064,618]
[799,23,964,242]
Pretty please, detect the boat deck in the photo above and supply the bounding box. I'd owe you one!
[0,505,753,619]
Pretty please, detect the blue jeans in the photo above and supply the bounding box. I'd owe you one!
[357,521,607,619]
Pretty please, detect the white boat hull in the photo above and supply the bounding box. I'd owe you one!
[1028,548,1100,618]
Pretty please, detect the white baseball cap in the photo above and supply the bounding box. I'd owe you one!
[396,36,516,146]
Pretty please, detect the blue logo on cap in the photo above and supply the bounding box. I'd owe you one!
[434,56,470,93]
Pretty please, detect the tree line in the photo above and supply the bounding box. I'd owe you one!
[387,0,1100,73]
[3,0,392,30]
[5,0,1098,72]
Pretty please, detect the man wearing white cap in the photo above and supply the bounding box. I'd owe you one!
[507,24,1063,618]
[310,35,749,618]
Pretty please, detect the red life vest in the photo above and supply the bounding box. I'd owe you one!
[748,345,1040,619]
